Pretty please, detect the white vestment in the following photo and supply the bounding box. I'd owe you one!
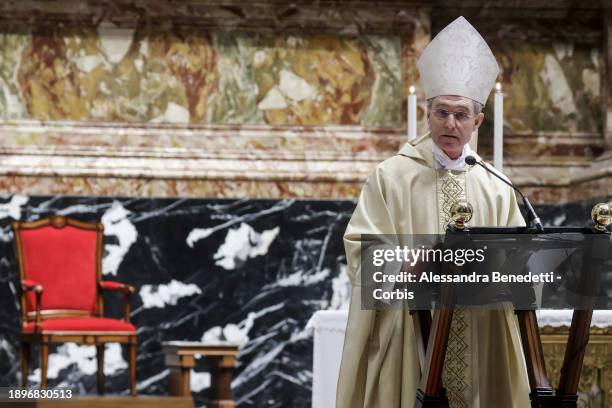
[336,134,531,408]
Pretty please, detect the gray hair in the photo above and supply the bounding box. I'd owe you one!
[426,97,483,114]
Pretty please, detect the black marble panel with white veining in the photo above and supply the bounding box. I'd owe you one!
[0,194,605,407]
[0,195,354,408]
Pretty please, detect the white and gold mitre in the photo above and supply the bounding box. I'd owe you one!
[417,16,499,105]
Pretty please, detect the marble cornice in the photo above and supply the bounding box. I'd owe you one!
[0,120,610,201]
[0,120,402,161]
[505,160,612,188]
[5,155,606,188]
[504,130,603,140]
[0,121,400,184]
[0,153,376,182]
[0,120,602,156]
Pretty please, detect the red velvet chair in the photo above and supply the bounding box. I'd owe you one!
[12,215,137,395]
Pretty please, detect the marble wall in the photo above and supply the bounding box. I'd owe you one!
[476,19,604,162]
[0,13,602,134]
[0,194,608,407]
[497,41,601,134]
[0,6,610,406]
[0,5,602,133]
[0,195,354,407]
[454,16,609,204]
[0,5,431,201]
[0,4,609,203]
[0,26,410,128]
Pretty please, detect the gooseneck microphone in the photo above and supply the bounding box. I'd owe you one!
[465,155,544,232]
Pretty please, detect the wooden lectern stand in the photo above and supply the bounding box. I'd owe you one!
[412,209,611,408]
[414,308,593,408]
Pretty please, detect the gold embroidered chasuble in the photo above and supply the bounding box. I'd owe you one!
[336,135,531,408]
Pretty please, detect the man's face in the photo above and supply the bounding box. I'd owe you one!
[427,95,484,160]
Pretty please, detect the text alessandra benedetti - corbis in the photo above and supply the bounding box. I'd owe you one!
[372,271,558,283]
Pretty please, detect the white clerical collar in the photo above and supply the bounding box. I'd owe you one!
[432,142,472,171]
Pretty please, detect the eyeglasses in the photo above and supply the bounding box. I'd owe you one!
[431,109,474,124]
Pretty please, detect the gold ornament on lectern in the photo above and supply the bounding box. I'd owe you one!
[450,201,473,230]
[591,203,612,232]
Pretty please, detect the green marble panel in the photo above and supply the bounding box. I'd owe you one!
[1,22,601,132]
[249,34,396,126]
[493,42,602,133]
[0,26,29,119]
[0,25,403,126]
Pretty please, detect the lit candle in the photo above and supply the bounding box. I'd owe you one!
[408,86,417,141]
[494,82,503,170]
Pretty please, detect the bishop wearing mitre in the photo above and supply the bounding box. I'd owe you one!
[336,16,531,408]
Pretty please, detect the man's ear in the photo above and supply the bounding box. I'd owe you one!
[474,112,484,129]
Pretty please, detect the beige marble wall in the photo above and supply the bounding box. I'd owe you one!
[0,3,429,200]
[468,16,610,203]
[0,27,409,127]
[0,1,610,203]
[496,43,601,134]
[476,20,604,163]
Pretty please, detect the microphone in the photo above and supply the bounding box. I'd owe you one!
[465,155,544,232]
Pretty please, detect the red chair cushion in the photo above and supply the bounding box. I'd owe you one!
[19,225,99,313]
[23,317,136,333]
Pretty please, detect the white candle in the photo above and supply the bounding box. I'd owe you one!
[494,82,503,171]
[408,86,417,142]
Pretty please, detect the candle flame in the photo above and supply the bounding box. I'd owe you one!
[409,86,415,94]
[495,82,502,92]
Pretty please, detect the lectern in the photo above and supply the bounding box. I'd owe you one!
[413,202,612,408]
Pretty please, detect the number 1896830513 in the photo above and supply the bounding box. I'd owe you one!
[2,387,73,401]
